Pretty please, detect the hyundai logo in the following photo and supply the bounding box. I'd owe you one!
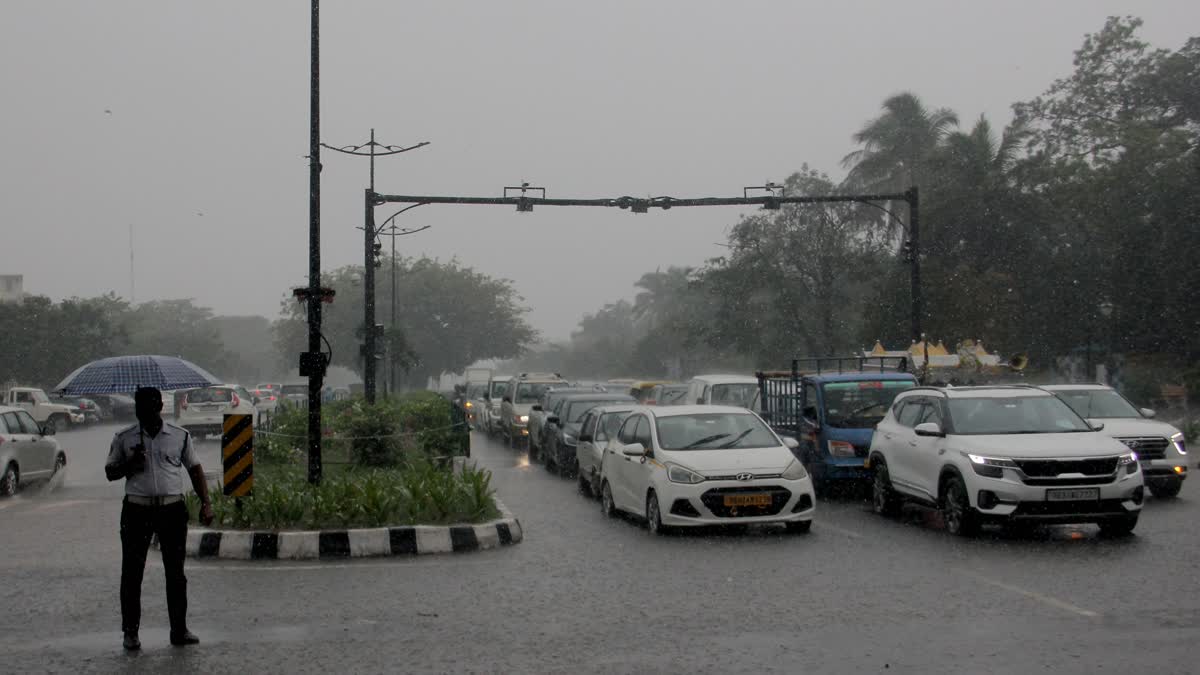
[1123,439,1140,450]
[735,472,753,481]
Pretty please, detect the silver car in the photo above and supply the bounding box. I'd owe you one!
[0,405,66,496]
[574,405,635,497]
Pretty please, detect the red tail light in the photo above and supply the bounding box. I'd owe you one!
[269,396,276,401]
[232,393,241,408]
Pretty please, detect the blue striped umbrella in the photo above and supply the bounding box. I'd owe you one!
[53,355,221,395]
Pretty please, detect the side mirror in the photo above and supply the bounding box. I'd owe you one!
[41,423,56,436]
[622,442,646,457]
[782,436,799,450]
[914,422,945,438]
[1090,422,1106,432]
[547,415,561,426]
[532,404,543,412]
[1139,408,1156,419]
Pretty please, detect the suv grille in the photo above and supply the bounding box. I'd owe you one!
[700,486,791,518]
[1015,457,1118,478]
[1115,436,1168,460]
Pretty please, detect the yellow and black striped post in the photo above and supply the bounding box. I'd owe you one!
[222,414,254,497]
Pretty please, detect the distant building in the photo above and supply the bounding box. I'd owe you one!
[0,275,24,303]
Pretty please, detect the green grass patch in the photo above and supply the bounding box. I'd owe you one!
[187,459,500,530]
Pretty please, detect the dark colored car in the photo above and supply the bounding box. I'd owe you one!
[541,392,637,476]
[49,394,102,424]
[89,394,136,423]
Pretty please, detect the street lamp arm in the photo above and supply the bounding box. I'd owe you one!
[852,198,909,232]
[321,140,430,157]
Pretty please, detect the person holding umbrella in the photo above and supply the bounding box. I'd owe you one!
[105,386,214,651]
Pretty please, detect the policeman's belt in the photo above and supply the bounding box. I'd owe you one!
[125,494,184,506]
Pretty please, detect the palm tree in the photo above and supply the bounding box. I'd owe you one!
[842,92,959,193]
[632,267,693,330]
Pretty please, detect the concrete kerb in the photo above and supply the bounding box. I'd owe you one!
[182,498,523,560]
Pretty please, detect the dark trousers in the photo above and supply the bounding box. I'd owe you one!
[119,499,189,634]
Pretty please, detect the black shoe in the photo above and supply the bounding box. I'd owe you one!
[123,632,141,651]
[170,630,200,646]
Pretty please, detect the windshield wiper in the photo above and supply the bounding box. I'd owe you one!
[718,429,754,449]
[682,433,730,449]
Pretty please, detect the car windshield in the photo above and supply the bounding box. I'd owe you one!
[490,382,510,399]
[655,413,779,450]
[709,383,757,407]
[564,400,613,423]
[1054,389,1142,419]
[515,382,561,404]
[823,380,916,428]
[948,395,1093,434]
[187,388,233,403]
[658,387,689,405]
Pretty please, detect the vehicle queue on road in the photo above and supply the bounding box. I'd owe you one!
[469,364,1189,538]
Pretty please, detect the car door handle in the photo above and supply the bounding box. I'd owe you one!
[884,433,894,440]
[908,441,917,447]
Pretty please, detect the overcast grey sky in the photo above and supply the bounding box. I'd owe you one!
[2,1,1196,341]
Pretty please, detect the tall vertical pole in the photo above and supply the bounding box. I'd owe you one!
[364,189,377,403]
[390,230,397,395]
[306,0,324,484]
[906,186,922,343]
[128,224,135,303]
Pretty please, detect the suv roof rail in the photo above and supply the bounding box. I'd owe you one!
[756,355,911,380]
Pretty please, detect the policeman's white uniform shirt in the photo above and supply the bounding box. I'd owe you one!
[107,423,199,497]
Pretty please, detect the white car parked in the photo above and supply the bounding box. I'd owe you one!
[178,385,258,439]
[868,386,1144,536]
[1042,384,1188,498]
[598,405,816,534]
[0,405,67,496]
[574,404,635,496]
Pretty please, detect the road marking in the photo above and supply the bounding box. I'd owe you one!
[813,521,863,539]
[956,570,1099,618]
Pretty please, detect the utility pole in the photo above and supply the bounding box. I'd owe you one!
[322,131,428,403]
[128,224,135,303]
[906,186,921,343]
[371,212,431,396]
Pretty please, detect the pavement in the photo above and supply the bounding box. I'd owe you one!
[1,422,1198,674]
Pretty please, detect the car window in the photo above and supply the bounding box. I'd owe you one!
[803,383,819,418]
[2,412,20,434]
[16,411,41,434]
[896,399,925,427]
[633,416,652,448]
[0,414,9,434]
[617,415,640,445]
[580,413,597,439]
[15,391,31,403]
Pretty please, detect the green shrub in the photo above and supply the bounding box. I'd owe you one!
[187,460,499,529]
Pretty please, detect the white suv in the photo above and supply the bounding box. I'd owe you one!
[868,386,1143,536]
[178,385,258,439]
[1042,384,1188,498]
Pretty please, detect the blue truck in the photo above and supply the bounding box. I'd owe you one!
[755,357,918,492]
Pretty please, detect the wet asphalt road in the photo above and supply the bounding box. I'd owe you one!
[1,423,1198,674]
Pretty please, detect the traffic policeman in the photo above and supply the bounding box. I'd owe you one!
[105,386,214,651]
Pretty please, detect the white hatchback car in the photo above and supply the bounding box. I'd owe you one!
[869,386,1144,536]
[0,405,67,496]
[178,385,258,439]
[598,405,816,534]
[1042,384,1188,498]
[575,404,636,497]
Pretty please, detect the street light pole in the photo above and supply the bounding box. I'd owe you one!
[368,206,431,397]
[304,0,324,485]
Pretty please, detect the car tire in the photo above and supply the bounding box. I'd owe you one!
[784,519,812,534]
[1,462,18,497]
[871,459,902,517]
[646,491,667,535]
[50,414,69,433]
[601,481,617,518]
[577,471,593,497]
[941,473,979,537]
[543,438,557,472]
[1147,477,1183,499]
[51,453,66,478]
[1098,514,1139,537]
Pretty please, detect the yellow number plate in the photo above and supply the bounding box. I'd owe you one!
[723,494,771,507]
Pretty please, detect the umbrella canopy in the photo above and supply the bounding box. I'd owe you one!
[54,355,222,395]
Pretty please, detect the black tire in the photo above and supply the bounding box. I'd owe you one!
[0,462,18,497]
[1098,514,1139,537]
[941,473,979,537]
[50,414,69,433]
[646,491,666,535]
[543,438,557,472]
[784,519,812,534]
[601,481,617,518]
[51,454,66,477]
[1148,477,1183,499]
[556,444,573,478]
[577,470,593,497]
[871,459,902,517]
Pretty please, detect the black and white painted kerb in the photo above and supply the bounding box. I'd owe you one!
[183,500,522,560]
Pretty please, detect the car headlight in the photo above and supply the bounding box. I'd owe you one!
[781,460,808,480]
[667,463,705,484]
[518,415,529,423]
[966,453,1017,479]
[1117,451,1139,474]
[1171,432,1187,455]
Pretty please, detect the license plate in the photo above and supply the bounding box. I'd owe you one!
[724,494,771,507]
[1046,488,1099,502]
